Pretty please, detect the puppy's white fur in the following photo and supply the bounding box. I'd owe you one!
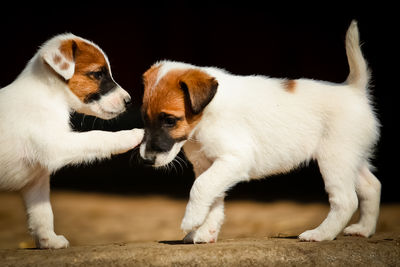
[141,21,381,243]
[0,33,144,248]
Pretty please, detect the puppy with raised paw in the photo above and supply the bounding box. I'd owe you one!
[0,34,144,249]
[140,21,381,243]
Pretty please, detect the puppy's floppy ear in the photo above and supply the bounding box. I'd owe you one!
[41,39,77,81]
[179,69,218,114]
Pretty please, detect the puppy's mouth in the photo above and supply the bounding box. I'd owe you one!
[139,140,186,168]
[99,106,125,119]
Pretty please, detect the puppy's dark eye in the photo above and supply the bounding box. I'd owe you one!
[88,70,104,80]
[159,113,180,127]
[163,116,178,127]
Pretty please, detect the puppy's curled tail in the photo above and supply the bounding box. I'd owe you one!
[345,20,370,91]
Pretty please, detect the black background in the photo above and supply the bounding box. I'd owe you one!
[1,3,397,202]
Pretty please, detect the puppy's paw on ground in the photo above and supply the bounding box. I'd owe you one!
[344,224,374,237]
[183,228,218,244]
[299,229,333,242]
[36,233,69,249]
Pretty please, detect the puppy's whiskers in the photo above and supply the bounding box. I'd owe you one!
[91,117,98,129]
[172,158,183,174]
[129,146,141,166]
[187,137,200,143]
[81,114,86,128]
[176,154,189,169]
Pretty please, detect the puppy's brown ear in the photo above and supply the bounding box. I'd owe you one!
[41,39,77,81]
[179,69,218,114]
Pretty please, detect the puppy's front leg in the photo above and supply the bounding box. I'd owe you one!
[21,170,69,249]
[183,196,225,244]
[181,158,249,233]
[42,129,144,171]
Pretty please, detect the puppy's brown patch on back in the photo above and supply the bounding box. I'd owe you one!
[65,39,108,101]
[282,79,296,93]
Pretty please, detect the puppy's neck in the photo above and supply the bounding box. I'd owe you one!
[21,55,66,86]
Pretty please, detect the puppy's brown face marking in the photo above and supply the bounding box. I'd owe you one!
[66,40,117,103]
[142,64,217,154]
[142,68,193,152]
[52,39,117,103]
[283,79,296,93]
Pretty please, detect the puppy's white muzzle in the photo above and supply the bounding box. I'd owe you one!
[139,140,185,168]
[83,86,131,120]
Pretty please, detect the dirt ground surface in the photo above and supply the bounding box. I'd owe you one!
[1,191,399,266]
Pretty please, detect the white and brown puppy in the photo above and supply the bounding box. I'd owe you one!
[0,33,144,249]
[140,21,381,243]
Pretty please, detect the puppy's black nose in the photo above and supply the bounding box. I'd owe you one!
[142,157,155,166]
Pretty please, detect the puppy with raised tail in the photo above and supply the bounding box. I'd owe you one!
[0,34,144,248]
[140,21,381,243]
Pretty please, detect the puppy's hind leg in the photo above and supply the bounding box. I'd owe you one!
[21,168,69,249]
[344,164,381,237]
[299,145,359,241]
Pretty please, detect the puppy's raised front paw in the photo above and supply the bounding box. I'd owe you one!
[129,128,145,147]
[115,128,144,154]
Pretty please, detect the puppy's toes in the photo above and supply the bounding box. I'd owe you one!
[344,224,374,237]
[181,213,204,233]
[299,229,334,242]
[183,228,218,244]
[180,217,197,234]
[131,128,144,147]
[36,233,69,249]
[183,231,196,244]
[181,204,210,233]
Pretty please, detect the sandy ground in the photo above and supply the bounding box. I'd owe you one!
[1,191,399,266]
